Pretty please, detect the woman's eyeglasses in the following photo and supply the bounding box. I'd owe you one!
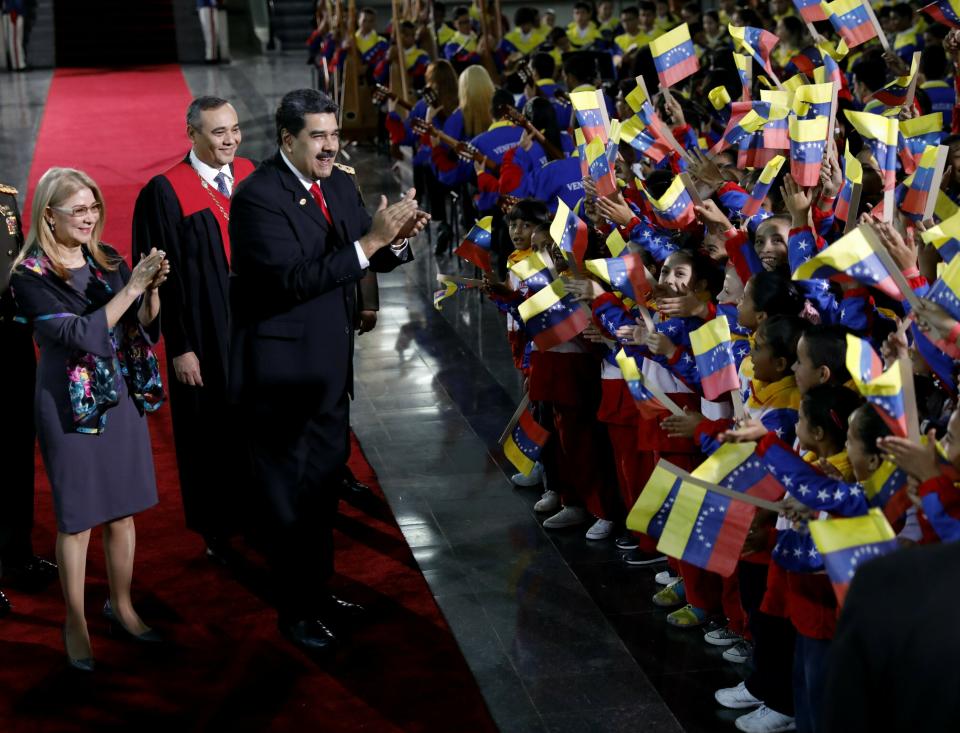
[51,202,102,218]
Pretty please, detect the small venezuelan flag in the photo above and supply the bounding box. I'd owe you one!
[835,141,862,223]
[689,318,741,400]
[503,407,550,476]
[585,253,652,304]
[711,101,789,155]
[921,0,960,28]
[898,113,944,174]
[925,253,960,321]
[585,136,618,197]
[901,145,942,221]
[657,443,786,577]
[734,53,752,101]
[793,0,828,21]
[821,0,878,48]
[793,226,902,301]
[549,199,589,265]
[808,508,898,605]
[626,461,682,540]
[616,348,672,420]
[454,216,494,272]
[729,24,779,78]
[920,209,960,264]
[792,82,835,119]
[643,175,695,230]
[571,89,609,144]
[872,55,918,108]
[620,115,672,163]
[517,277,589,350]
[844,110,899,191]
[844,334,884,385]
[649,23,700,88]
[788,115,829,187]
[433,278,467,310]
[741,155,785,217]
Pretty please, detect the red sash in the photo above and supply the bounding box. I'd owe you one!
[162,157,255,265]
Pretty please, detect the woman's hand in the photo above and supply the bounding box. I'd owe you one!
[818,144,843,202]
[128,249,166,297]
[146,255,170,292]
[662,407,706,438]
[718,418,767,443]
[868,218,917,272]
[781,174,814,227]
[694,199,733,232]
[645,331,677,357]
[616,323,645,345]
[658,291,708,319]
[595,190,635,227]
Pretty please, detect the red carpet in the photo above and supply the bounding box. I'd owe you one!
[1,67,498,733]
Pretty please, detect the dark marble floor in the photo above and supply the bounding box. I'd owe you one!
[0,55,746,733]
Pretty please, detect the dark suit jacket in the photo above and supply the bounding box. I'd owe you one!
[227,151,410,412]
[823,541,960,732]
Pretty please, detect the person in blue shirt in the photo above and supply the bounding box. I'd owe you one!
[518,52,571,129]
[471,89,525,214]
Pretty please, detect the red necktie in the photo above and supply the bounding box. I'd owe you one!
[309,182,332,224]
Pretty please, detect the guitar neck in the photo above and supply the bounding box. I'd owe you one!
[422,123,498,171]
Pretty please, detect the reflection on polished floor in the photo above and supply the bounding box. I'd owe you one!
[0,54,743,733]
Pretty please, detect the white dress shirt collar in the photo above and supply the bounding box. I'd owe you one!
[279,149,316,191]
[189,149,233,194]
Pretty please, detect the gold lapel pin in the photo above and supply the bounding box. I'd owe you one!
[299,198,307,206]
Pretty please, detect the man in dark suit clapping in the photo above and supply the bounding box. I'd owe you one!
[228,89,427,654]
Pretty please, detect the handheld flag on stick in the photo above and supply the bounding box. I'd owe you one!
[925,253,960,321]
[585,253,653,304]
[585,136,618,198]
[846,334,912,438]
[729,24,781,87]
[898,113,944,174]
[920,209,960,264]
[649,23,700,88]
[570,89,610,144]
[615,349,685,418]
[871,54,919,107]
[836,142,863,227]
[901,145,950,222]
[502,404,550,476]
[434,278,468,310]
[709,86,731,111]
[844,110,899,192]
[515,275,590,351]
[733,53,752,101]
[808,508,898,605]
[821,0,881,49]
[710,101,790,155]
[620,116,671,164]
[742,155,785,217]
[655,447,786,577]
[626,462,682,539]
[549,200,589,266]
[606,229,628,257]
[921,0,960,28]
[788,115,829,186]
[793,82,835,119]
[794,0,828,21]
[454,216,494,272]
[643,175,696,230]
[689,318,741,400]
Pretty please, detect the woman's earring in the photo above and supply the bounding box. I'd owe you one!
[47,219,55,233]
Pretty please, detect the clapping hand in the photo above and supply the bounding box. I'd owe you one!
[129,248,167,296]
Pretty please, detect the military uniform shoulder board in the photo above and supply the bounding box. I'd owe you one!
[333,163,356,176]
[0,183,18,195]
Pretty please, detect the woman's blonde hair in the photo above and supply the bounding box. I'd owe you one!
[13,167,117,280]
[458,65,494,138]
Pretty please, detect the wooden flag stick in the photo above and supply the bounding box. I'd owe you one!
[730,389,745,422]
[898,357,921,443]
[640,374,686,416]
[679,172,704,206]
[498,393,530,446]
[881,188,895,223]
[844,182,862,233]
[437,273,484,287]
[923,145,951,222]
[904,51,923,109]
[661,460,785,512]
[862,224,925,312]
[825,83,840,152]
[862,2,890,51]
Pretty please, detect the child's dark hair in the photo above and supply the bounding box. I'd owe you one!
[803,324,852,385]
[667,248,725,297]
[750,270,804,318]
[802,385,862,450]
[758,314,808,366]
[507,198,550,226]
[850,402,891,454]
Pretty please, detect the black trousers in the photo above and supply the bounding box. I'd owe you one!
[244,389,349,621]
[166,356,241,539]
[0,318,36,567]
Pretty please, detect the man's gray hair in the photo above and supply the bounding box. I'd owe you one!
[186,96,230,130]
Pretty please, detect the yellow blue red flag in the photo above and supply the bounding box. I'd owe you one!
[649,24,700,87]
[503,406,550,476]
[792,226,902,301]
[454,216,494,272]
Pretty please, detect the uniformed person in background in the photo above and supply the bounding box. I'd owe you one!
[0,182,57,615]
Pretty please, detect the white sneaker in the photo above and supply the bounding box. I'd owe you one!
[704,626,743,647]
[542,506,591,529]
[654,570,678,586]
[734,705,796,732]
[533,490,560,513]
[723,640,754,664]
[585,518,615,540]
[714,681,762,710]
[512,462,543,487]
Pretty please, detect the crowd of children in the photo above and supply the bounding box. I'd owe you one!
[312,1,960,732]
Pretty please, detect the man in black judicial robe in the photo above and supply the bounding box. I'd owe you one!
[132,97,255,557]
[228,89,426,653]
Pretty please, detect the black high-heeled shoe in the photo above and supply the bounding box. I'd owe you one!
[62,627,95,672]
[103,600,163,644]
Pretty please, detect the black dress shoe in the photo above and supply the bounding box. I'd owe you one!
[103,600,164,644]
[279,618,337,653]
[340,474,375,501]
[2,556,58,592]
[0,590,9,617]
[326,594,366,620]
